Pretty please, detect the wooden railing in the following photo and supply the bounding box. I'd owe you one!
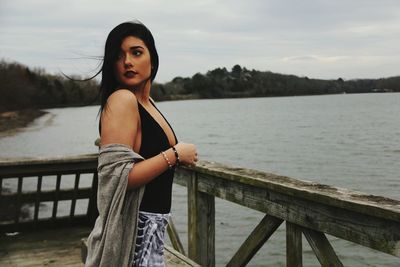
[1,155,399,266]
[174,161,400,267]
[0,154,98,232]
[0,154,185,257]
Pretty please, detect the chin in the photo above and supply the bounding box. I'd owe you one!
[117,75,151,89]
[122,80,147,89]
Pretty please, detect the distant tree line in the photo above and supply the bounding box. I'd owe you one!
[151,64,400,101]
[1,60,399,111]
[0,60,99,112]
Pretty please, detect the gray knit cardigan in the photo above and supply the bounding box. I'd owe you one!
[85,144,144,267]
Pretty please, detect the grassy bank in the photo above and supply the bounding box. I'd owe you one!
[0,109,47,133]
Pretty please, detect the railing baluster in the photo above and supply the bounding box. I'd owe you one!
[167,216,186,255]
[188,172,215,267]
[227,214,283,267]
[302,227,343,267]
[70,173,80,217]
[286,222,303,267]
[14,176,23,223]
[52,174,62,220]
[34,175,42,225]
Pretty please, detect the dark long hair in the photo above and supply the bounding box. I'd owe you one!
[98,20,159,114]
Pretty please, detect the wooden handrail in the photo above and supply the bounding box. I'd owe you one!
[0,154,185,258]
[1,155,399,267]
[0,154,98,232]
[174,161,400,266]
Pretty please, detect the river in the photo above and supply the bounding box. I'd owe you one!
[0,93,399,266]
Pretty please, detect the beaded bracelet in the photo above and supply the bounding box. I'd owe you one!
[172,146,180,166]
[161,151,173,170]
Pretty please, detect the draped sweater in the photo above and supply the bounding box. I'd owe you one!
[85,144,145,267]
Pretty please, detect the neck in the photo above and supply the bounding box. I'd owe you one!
[134,79,151,104]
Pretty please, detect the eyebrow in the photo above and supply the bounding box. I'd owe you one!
[129,45,144,50]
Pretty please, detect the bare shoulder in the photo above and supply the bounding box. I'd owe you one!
[101,89,139,128]
[108,89,138,108]
[100,89,139,147]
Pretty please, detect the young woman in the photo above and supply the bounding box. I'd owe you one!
[85,21,198,267]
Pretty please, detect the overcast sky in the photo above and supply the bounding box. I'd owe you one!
[1,0,400,83]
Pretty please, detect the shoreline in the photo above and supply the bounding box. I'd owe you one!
[0,109,48,135]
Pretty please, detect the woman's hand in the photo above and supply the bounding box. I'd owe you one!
[174,142,198,166]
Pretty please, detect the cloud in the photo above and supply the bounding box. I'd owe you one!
[282,55,350,63]
[0,0,399,82]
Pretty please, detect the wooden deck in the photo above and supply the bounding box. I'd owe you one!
[0,226,90,267]
[0,226,200,267]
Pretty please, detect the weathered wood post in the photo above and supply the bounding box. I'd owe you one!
[188,171,215,266]
[286,222,302,267]
[302,227,343,267]
[227,214,283,267]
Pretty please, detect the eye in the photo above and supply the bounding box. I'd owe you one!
[132,49,142,56]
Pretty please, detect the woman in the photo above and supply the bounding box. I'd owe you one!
[85,21,198,267]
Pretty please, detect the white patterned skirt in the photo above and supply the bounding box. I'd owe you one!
[131,211,170,267]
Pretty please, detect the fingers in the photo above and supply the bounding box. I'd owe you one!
[177,142,198,167]
[192,152,198,166]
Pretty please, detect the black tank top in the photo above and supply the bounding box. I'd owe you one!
[138,100,177,213]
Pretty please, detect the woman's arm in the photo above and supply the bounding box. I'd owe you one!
[100,89,197,189]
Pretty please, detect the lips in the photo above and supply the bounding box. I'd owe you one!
[124,71,137,78]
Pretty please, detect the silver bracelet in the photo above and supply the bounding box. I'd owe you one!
[161,151,173,170]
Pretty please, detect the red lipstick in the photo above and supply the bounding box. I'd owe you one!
[124,70,137,78]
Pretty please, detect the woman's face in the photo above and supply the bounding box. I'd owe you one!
[114,36,152,89]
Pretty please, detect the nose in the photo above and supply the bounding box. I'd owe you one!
[124,54,133,68]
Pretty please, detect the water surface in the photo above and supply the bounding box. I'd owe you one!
[1,93,399,266]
